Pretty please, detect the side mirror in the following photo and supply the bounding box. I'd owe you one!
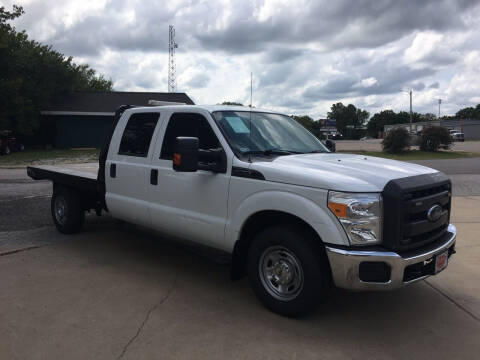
[198,148,227,173]
[173,137,199,172]
[325,139,336,152]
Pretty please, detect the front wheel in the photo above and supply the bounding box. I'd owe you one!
[51,186,85,234]
[247,225,331,317]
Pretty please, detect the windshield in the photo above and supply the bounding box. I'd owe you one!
[213,111,329,156]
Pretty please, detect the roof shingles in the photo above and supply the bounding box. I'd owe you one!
[45,91,195,112]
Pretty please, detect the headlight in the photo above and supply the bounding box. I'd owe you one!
[328,191,383,245]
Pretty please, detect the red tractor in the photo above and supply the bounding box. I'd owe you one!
[0,130,25,155]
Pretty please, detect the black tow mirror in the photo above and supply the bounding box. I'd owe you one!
[198,148,227,173]
[325,139,336,152]
[173,137,199,172]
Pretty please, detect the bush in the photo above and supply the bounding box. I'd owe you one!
[419,126,452,152]
[382,127,410,153]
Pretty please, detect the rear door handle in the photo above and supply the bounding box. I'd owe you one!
[110,163,116,178]
[150,169,158,185]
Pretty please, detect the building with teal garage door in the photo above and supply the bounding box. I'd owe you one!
[39,91,195,148]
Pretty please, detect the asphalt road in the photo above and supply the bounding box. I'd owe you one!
[1,162,480,359]
[409,157,480,196]
[337,139,480,153]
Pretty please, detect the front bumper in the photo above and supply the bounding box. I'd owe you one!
[325,224,456,291]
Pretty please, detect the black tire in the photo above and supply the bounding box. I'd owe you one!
[51,186,85,234]
[247,225,331,317]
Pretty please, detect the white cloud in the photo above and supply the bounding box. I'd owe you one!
[4,0,480,117]
[355,77,378,88]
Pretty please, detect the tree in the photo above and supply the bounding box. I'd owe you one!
[382,127,410,153]
[0,5,113,137]
[422,113,437,121]
[327,102,369,138]
[456,104,480,119]
[291,115,314,133]
[419,126,452,152]
[367,110,395,137]
[366,109,423,137]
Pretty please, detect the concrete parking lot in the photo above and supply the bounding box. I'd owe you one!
[1,158,480,359]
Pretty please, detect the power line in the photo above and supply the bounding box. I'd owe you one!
[168,25,178,93]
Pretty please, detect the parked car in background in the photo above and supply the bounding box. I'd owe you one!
[323,138,336,152]
[0,130,24,155]
[449,129,465,142]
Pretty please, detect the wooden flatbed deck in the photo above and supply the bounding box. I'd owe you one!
[27,163,99,192]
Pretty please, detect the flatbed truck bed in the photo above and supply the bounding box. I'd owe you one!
[27,163,99,191]
[27,162,105,214]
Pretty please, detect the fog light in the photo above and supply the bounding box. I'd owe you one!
[359,262,391,283]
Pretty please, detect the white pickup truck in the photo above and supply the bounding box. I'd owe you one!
[28,105,456,317]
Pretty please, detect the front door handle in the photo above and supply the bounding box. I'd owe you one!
[150,169,158,185]
[110,163,116,178]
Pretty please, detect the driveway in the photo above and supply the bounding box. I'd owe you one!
[1,167,479,359]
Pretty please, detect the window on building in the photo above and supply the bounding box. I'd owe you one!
[160,113,220,159]
[118,112,159,157]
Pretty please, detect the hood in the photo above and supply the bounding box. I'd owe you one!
[249,153,438,192]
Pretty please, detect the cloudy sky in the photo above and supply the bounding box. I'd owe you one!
[5,0,480,118]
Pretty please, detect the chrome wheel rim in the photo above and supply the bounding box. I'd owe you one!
[259,246,304,301]
[54,195,68,225]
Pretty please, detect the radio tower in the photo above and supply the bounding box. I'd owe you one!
[168,25,178,92]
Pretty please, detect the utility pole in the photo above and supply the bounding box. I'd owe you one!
[438,99,442,127]
[409,90,413,133]
[168,25,178,93]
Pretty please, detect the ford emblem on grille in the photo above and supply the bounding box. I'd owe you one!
[427,204,443,222]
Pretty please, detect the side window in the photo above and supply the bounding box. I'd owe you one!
[118,112,159,157]
[160,113,220,159]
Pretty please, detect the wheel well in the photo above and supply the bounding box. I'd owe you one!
[53,183,100,212]
[231,210,325,280]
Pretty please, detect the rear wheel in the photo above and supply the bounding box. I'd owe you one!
[247,225,331,317]
[51,186,85,234]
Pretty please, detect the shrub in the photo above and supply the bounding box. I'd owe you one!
[382,127,410,153]
[419,126,452,152]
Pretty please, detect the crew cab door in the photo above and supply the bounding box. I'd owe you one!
[148,110,232,249]
[105,110,162,226]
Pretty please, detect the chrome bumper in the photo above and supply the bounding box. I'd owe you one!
[325,224,456,291]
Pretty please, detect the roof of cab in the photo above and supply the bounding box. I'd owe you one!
[131,104,285,115]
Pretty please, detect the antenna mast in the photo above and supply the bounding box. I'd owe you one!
[168,25,178,92]
[250,72,253,107]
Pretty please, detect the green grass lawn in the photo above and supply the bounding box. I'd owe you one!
[0,148,100,166]
[339,150,480,160]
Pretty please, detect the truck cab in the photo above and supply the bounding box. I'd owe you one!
[28,105,456,317]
